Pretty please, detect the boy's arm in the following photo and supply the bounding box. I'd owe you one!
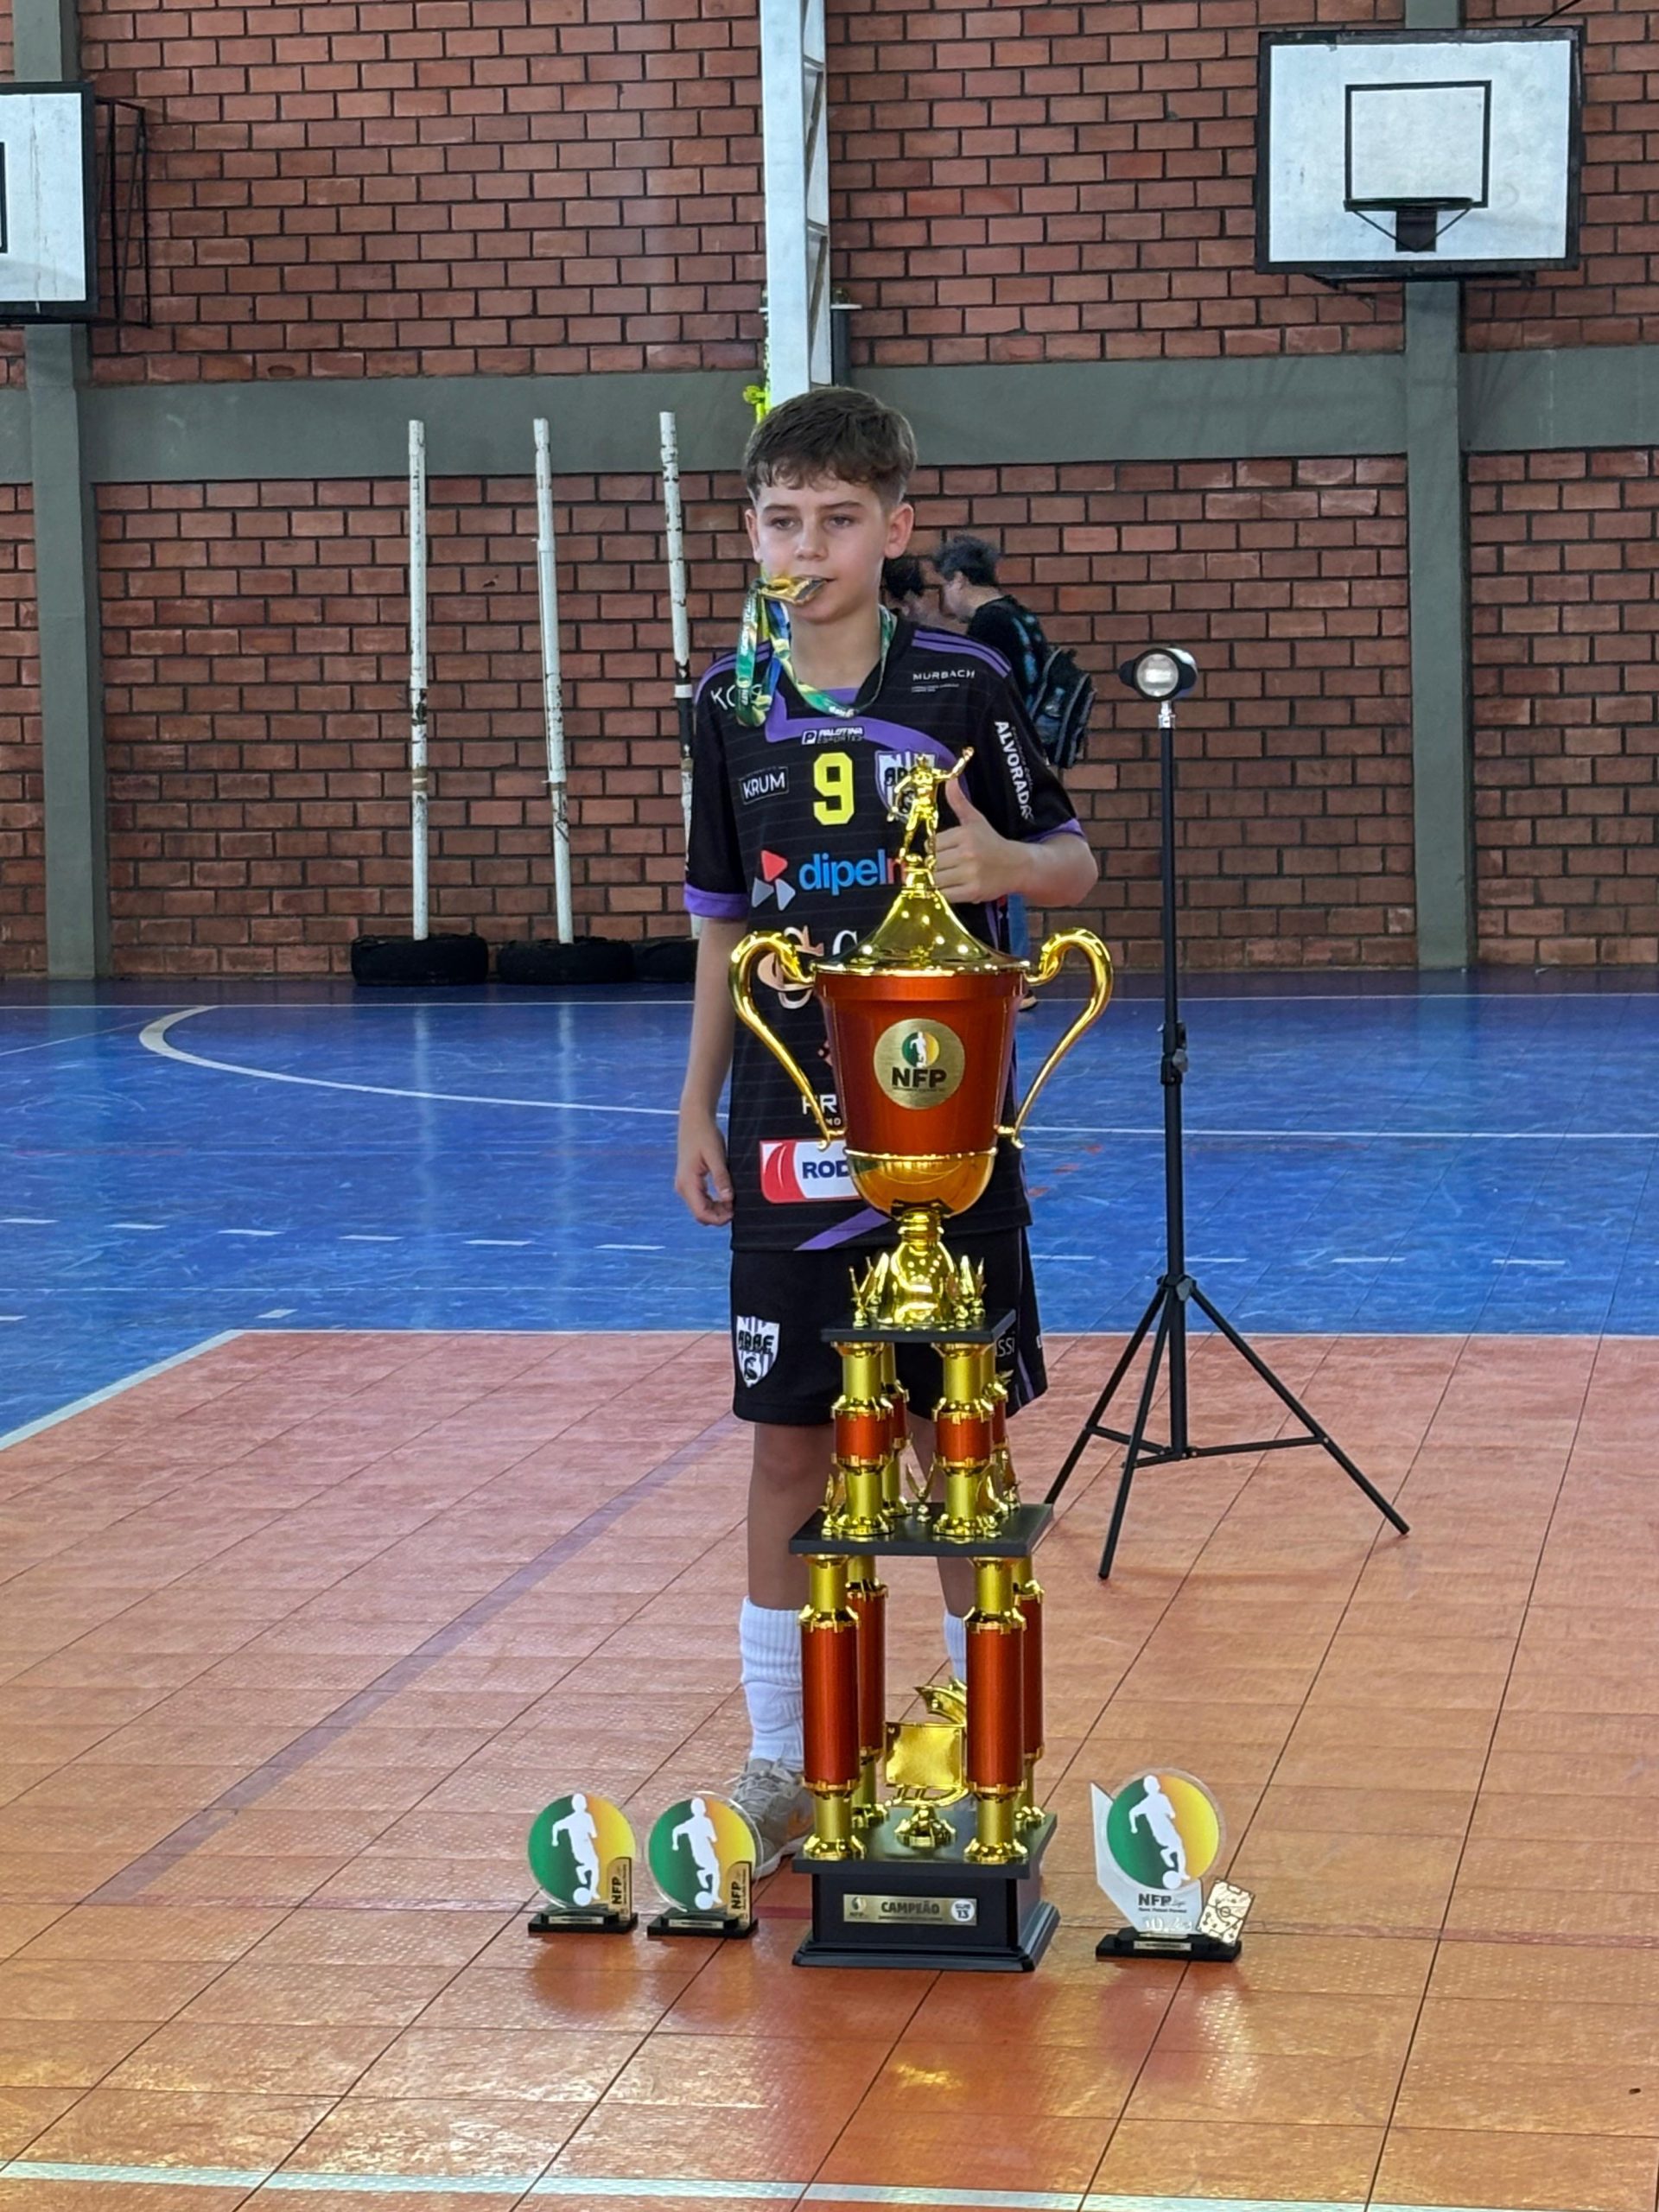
[675,915,747,1226]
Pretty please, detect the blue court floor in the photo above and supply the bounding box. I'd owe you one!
[0,972,1656,1437]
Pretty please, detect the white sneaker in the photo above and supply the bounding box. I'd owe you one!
[727,1756,812,1876]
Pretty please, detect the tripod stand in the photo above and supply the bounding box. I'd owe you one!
[1044,682,1410,1580]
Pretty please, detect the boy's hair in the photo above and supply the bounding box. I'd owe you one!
[743,386,917,508]
[935,534,1001,588]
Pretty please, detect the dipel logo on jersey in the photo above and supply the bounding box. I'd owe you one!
[760,1137,854,1204]
[750,848,899,911]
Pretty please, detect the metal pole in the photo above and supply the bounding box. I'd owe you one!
[760,0,830,399]
[407,419,429,943]
[659,410,699,938]
[533,417,574,946]
[1157,698,1189,1454]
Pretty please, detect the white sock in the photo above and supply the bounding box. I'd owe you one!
[740,1599,803,1766]
[943,1608,967,1678]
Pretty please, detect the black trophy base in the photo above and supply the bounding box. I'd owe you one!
[790,1499,1052,1562]
[647,1910,755,1942]
[1096,1924,1242,1962]
[527,1906,637,1936]
[795,1802,1057,1973]
[820,1310,1014,1349]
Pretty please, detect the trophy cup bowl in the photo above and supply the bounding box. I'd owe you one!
[729,756,1112,1331]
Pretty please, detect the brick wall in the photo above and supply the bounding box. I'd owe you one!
[99,471,750,973]
[834,0,1407,367]
[0,486,44,974]
[961,456,1415,965]
[1465,1,1659,353]
[1470,448,1659,966]
[81,0,764,383]
[98,457,1411,975]
[61,0,1659,381]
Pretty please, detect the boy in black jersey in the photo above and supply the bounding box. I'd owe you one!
[674,388,1097,1872]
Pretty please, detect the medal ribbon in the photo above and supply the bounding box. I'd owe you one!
[734,585,895,728]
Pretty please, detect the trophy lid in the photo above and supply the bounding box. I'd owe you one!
[842,753,1023,973]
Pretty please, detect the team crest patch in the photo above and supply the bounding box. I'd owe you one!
[734,1315,780,1386]
[875,750,926,811]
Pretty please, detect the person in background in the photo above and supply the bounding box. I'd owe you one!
[881,553,934,624]
[933,536,1052,964]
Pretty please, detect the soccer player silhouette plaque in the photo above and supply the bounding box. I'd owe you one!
[645,1795,758,1939]
[527,1790,638,1935]
[1091,1770,1253,1961]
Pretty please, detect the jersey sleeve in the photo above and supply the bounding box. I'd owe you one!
[963,675,1084,845]
[683,677,750,921]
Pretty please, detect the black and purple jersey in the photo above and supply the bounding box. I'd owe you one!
[685,616,1086,1254]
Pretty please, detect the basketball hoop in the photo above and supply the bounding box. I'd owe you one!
[1344,194,1477,256]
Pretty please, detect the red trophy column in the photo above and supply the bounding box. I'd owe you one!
[801,1554,861,1860]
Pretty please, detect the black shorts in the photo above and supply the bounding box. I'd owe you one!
[729,1229,1047,1427]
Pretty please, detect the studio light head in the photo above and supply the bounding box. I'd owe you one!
[1118,647,1198,702]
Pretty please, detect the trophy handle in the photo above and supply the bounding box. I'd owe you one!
[1001,929,1115,1147]
[728,931,842,1145]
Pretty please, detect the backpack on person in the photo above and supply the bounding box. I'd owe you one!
[1028,645,1094,771]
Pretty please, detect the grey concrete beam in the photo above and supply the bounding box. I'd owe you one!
[865,355,1409,464]
[27,346,1659,487]
[1405,287,1473,970]
[1465,342,1659,453]
[74,357,1411,483]
[84,372,760,483]
[16,0,110,975]
[28,327,108,978]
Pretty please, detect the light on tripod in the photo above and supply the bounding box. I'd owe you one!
[1118,647,1198,702]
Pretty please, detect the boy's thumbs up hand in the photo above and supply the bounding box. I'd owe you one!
[936,771,1023,905]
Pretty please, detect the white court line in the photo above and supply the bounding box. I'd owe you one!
[131,1007,1659,1144]
[1026,1120,1659,1142]
[0,1331,243,1453]
[0,2164,1533,2212]
[139,1007,678,1116]
[0,1016,156,1058]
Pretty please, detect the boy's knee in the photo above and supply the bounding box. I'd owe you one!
[750,1422,832,1489]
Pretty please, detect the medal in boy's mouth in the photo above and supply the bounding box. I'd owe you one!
[756,574,828,606]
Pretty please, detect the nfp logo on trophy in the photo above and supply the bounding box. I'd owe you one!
[1091,1770,1254,1961]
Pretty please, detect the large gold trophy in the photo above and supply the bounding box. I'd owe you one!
[731,755,1112,1970]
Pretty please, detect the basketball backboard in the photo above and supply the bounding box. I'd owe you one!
[0,85,97,320]
[1256,28,1582,282]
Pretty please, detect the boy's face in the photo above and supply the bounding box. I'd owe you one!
[745,474,913,627]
